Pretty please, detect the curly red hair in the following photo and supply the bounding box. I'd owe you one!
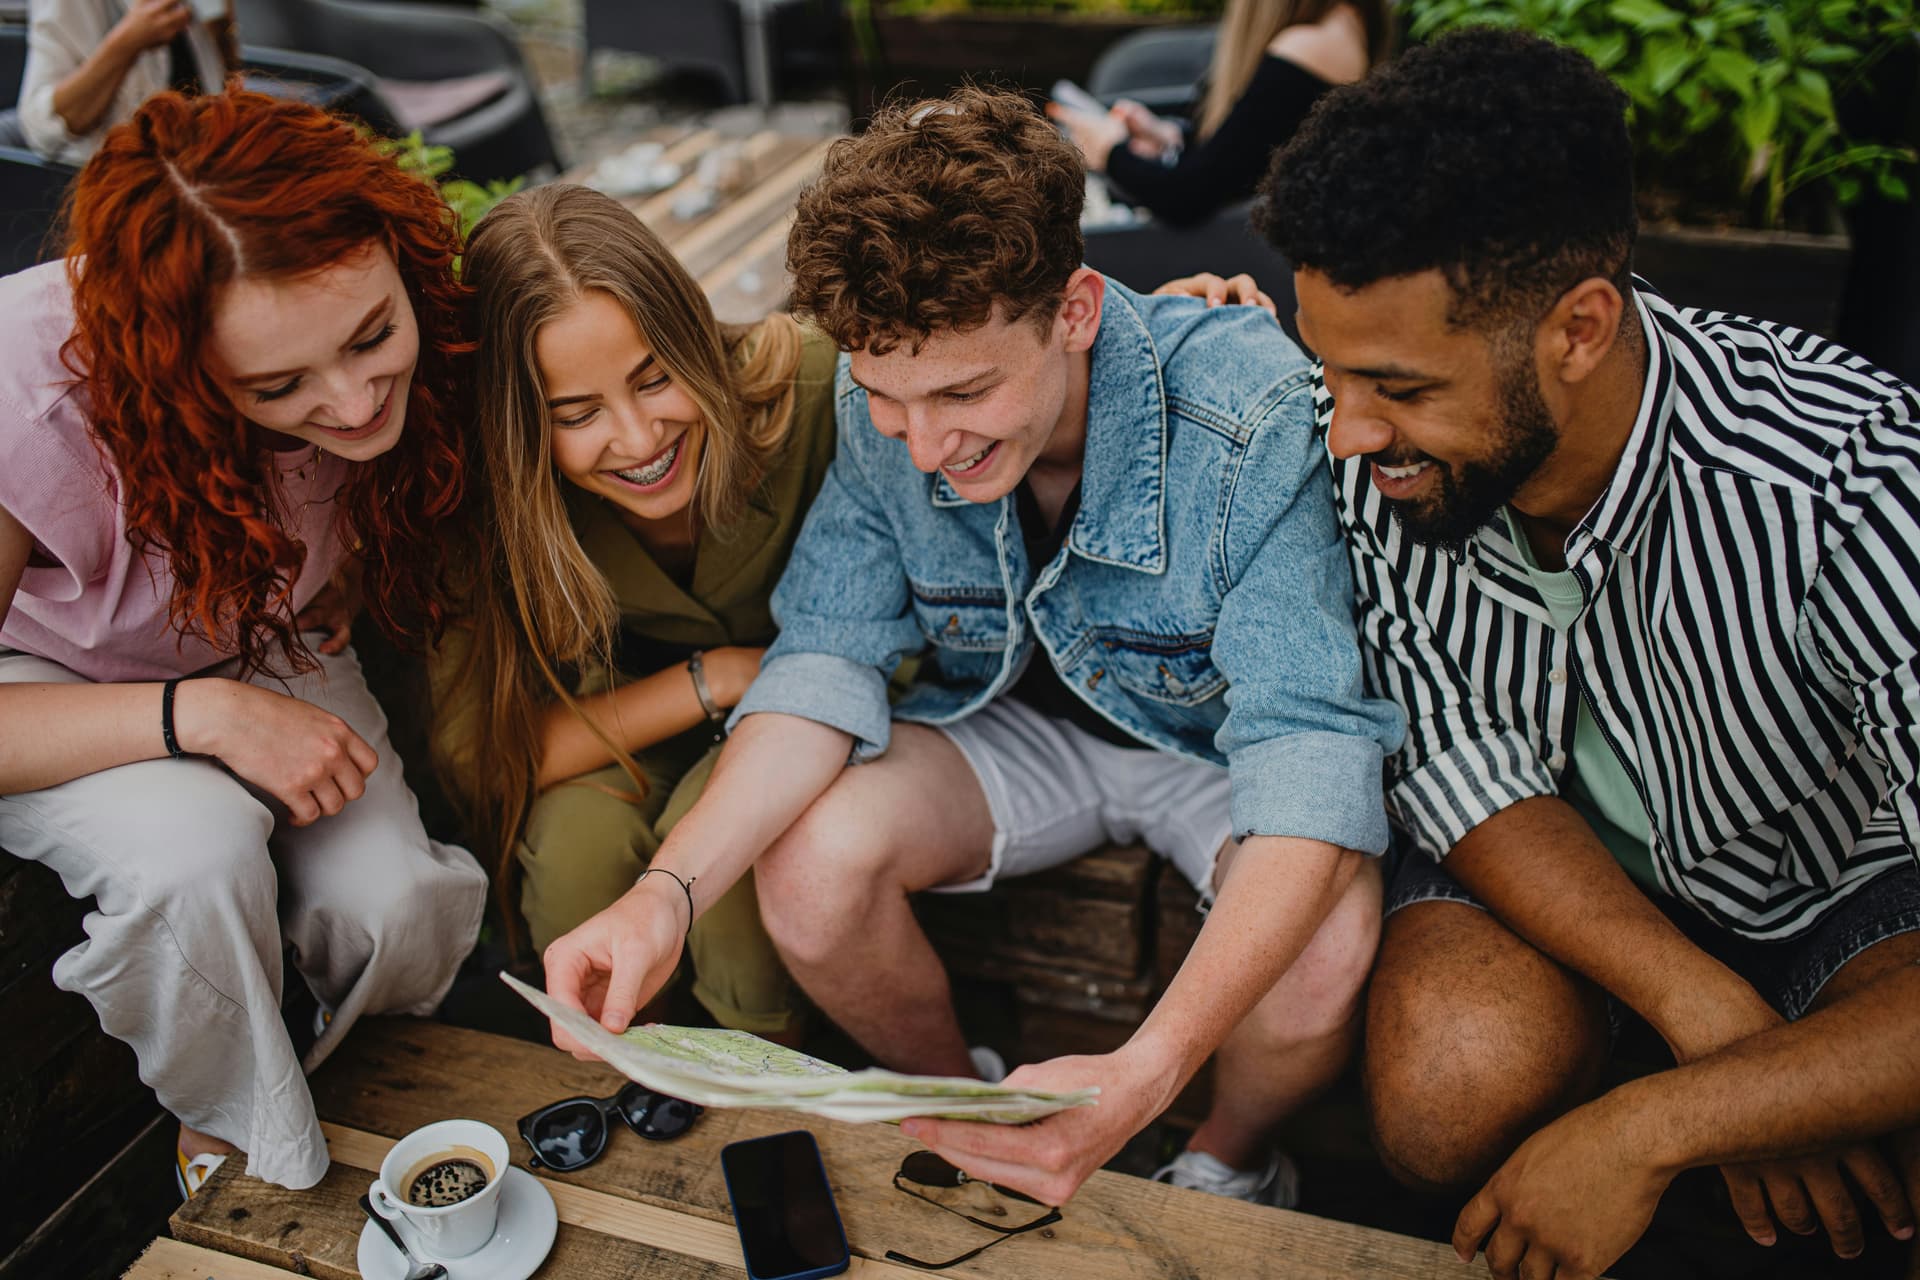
[60,89,472,676]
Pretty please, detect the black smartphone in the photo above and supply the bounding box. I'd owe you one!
[720,1130,851,1280]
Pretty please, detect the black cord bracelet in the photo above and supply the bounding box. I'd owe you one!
[636,867,697,943]
[160,677,187,759]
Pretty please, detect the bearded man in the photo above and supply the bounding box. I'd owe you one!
[1260,26,1920,1280]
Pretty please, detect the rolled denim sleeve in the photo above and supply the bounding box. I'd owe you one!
[730,395,925,760]
[1212,382,1404,853]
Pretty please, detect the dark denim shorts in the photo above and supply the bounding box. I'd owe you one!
[1385,846,1920,1021]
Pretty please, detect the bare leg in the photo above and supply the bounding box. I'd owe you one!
[179,1124,238,1160]
[1188,852,1384,1170]
[1363,898,1609,1192]
[754,725,997,1079]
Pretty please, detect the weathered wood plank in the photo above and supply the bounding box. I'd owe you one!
[280,1018,1491,1280]
[673,139,836,282]
[0,857,85,993]
[919,845,1155,979]
[125,1237,300,1280]
[171,1141,738,1280]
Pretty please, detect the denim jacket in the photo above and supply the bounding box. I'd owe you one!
[734,276,1404,853]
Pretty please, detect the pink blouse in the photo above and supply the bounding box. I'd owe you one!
[0,262,349,682]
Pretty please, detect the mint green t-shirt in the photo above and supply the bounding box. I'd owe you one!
[1502,509,1660,894]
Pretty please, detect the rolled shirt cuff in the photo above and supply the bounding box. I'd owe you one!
[1386,735,1557,863]
[728,651,893,762]
[1228,731,1390,855]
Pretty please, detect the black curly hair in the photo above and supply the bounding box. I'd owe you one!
[1257,27,1637,331]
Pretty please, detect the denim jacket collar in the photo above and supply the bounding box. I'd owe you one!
[928,283,1168,575]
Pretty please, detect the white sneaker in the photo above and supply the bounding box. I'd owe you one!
[968,1045,1007,1083]
[1151,1148,1300,1209]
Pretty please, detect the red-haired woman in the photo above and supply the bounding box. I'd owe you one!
[0,90,486,1193]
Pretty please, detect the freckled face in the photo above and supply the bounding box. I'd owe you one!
[205,243,419,462]
[536,289,706,523]
[847,309,1080,505]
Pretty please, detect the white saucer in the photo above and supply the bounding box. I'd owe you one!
[358,1167,557,1280]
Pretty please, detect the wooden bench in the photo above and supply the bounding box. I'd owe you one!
[916,844,1211,1117]
[0,857,175,1280]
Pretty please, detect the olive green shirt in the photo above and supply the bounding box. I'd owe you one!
[568,326,840,682]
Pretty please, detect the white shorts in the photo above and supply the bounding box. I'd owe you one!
[927,697,1233,907]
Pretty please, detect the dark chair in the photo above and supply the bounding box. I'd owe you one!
[1085,23,1214,115]
[233,0,561,184]
[1083,199,1302,347]
[1,21,77,276]
[579,0,840,104]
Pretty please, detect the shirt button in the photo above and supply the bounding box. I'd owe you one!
[1548,668,1568,685]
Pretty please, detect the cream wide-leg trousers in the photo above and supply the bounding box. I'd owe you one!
[0,644,487,1188]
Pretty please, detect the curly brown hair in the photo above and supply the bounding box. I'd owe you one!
[787,86,1084,355]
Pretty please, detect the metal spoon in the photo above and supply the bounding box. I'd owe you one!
[359,1193,450,1280]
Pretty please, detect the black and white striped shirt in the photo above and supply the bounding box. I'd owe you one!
[1329,287,1920,940]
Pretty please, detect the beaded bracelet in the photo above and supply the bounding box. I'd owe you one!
[160,678,187,759]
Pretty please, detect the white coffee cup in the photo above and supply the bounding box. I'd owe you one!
[367,1119,510,1259]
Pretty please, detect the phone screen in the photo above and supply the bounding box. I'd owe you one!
[721,1131,850,1280]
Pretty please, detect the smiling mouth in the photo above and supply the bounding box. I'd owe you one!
[610,437,683,488]
[944,441,998,477]
[316,394,392,441]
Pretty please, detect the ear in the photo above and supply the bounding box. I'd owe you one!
[1540,277,1625,387]
[1058,267,1106,354]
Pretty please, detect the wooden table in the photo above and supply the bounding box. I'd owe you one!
[123,1018,1488,1279]
[563,114,842,327]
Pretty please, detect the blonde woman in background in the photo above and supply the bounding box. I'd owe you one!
[1050,0,1389,226]
[432,183,836,1042]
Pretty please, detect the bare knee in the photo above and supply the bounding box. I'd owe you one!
[1363,903,1606,1192]
[756,799,896,970]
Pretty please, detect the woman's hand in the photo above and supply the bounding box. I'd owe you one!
[1110,99,1184,160]
[1044,102,1130,173]
[295,559,364,655]
[111,0,194,54]
[701,646,767,709]
[1154,272,1278,318]
[172,678,378,825]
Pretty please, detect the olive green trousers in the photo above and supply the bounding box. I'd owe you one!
[518,727,796,1034]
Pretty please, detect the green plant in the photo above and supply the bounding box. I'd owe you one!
[1402,0,1917,229]
[375,132,525,241]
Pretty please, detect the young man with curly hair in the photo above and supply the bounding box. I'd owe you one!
[1260,28,1920,1279]
[538,85,1404,1209]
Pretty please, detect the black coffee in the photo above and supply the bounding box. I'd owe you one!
[406,1158,490,1207]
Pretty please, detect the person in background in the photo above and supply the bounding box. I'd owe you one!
[0,90,486,1196]
[1048,0,1388,227]
[18,0,232,164]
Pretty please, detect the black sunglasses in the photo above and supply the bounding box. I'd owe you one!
[885,1151,1063,1270]
[517,1082,702,1172]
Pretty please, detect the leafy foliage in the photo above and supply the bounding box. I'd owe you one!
[375,132,525,241]
[1403,0,1917,228]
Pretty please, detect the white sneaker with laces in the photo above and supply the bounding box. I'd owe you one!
[968,1045,1008,1083]
[1151,1148,1300,1209]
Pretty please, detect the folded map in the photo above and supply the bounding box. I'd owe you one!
[501,972,1098,1124]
